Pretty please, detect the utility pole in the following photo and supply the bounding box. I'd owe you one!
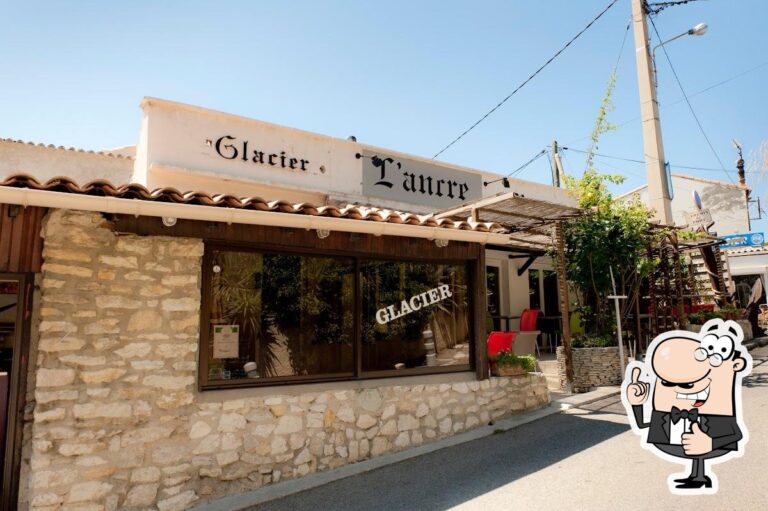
[631,0,674,225]
[551,140,560,187]
[550,140,566,187]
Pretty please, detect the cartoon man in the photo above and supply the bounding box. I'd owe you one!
[622,318,751,493]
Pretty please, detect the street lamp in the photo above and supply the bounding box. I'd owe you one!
[652,22,708,86]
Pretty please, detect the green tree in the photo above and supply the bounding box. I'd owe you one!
[561,71,657,337]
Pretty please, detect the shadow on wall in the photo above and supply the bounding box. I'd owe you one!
[699,185,743,216]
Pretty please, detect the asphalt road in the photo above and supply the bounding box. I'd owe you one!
[249,347,768,511]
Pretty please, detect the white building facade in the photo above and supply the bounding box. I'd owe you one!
[0,98,573,510]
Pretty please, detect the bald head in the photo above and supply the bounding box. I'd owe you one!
[649,330,746,415]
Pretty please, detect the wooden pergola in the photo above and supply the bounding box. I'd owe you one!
[437,192,583,386]
[642,227,726,345]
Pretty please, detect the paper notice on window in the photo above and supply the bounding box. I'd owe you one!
[213,325,239,359]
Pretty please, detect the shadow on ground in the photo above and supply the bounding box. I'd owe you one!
[248,407,628,511]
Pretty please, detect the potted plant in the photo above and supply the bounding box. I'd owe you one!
[490,350,536,377]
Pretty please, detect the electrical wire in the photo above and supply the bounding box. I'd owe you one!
[483,149,548,186]
[562,146,736,173]
[565,147,645,164]
[646,0,708,16]
[613,16,632,70]
[564,60,768,147]
[647,14,734,183]
[431,0,621,160]
[510,149,548,177]
[582,19,632,173]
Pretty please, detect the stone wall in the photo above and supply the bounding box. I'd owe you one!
[686,320,753,341]
[556,346,626,393]
[25,209,550,511]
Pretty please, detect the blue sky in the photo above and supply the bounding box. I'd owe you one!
[2,1,766,229]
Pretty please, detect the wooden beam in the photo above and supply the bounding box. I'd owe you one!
[473,249,488,380]
[435,191,581,220]
[516,255,539,276]
[671,233,688,328]
[555,222,573,391]
[475,207,551,222]
[485,244,545,255]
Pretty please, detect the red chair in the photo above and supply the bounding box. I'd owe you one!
[487,331,516,358]
[517,309,543,356]
[520,309,542,331]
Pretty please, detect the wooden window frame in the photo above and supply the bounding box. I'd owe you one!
[199,242,475,391]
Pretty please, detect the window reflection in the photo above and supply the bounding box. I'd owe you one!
[207,249,354,381]
[361,260,471,372]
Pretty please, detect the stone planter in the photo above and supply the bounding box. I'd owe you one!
[686,320,752,340]
[495,364,527,377]
[556,346,628,393]
[686,324,702,334]
[737,319,753,341]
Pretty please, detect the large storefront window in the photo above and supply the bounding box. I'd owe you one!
[361,261,471,373]
[201,246,473,388]
[204,248,355,385]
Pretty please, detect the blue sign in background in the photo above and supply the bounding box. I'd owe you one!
[721,232,765,248]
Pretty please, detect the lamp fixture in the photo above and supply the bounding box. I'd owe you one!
[162,216,177,227]
[316,229,330,239]
[688,23,707,36]
[434,238,449,248]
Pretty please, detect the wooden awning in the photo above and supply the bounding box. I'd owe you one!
[436,192,582,248]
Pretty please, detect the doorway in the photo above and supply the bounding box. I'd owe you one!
[0,275,31,510]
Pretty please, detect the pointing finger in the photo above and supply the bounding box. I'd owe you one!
[631,367,641,384]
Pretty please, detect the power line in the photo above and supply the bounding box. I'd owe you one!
[647,13,734,183]
[562,146,735,173]
[613,16,632,70]
[510,149,548,177]
[483,149,548,187]
[645,0,708,16]
[582,18,632,173]
[564,146,644,163]
[432,0,621,160]
[565,60,768,146]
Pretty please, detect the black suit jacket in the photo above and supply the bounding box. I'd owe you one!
[631,406,742,451]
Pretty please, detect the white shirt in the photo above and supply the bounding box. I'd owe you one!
[670,416,697,444]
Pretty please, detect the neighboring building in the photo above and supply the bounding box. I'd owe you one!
[617,173,751,236]
[619,173,764,306]
[0,98,575,510]
[724,245,768,307]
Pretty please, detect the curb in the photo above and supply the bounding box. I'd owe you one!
[191,387,618,511]
[745,336,768,351]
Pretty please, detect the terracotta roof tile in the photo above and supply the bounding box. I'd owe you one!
[0,173,508,234]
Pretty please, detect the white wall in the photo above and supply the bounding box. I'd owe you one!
[0,140,133,185]
[2,98,576,216]
[135,98,576,212]
[621,175,750,236]
[485,249,559,333]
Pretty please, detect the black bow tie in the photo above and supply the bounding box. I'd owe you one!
[671,407,699,424]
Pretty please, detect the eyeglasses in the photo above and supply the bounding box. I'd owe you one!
[694,347,723,367]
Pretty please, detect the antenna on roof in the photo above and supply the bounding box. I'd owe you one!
[732,139,743,160]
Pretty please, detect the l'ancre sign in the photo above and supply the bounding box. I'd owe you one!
[362,150,483,208]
